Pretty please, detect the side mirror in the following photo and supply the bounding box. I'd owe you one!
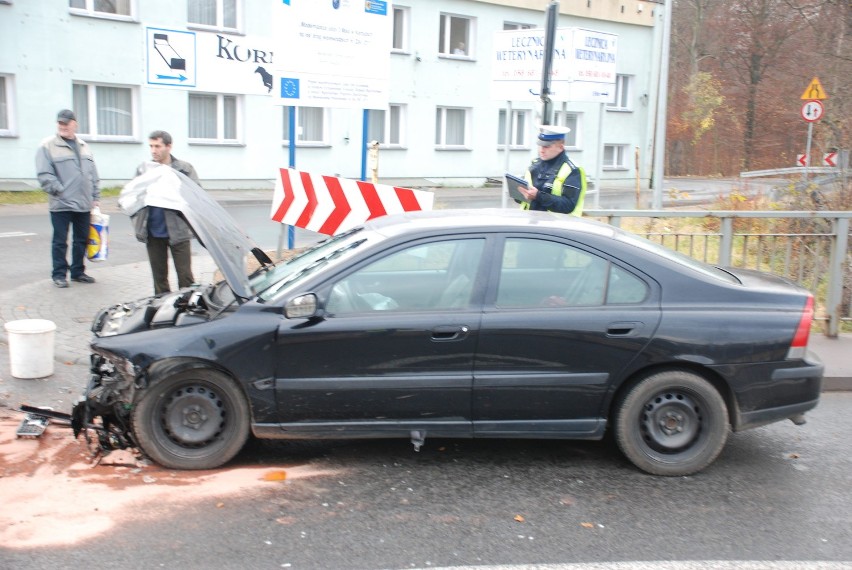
[284,293,319,319]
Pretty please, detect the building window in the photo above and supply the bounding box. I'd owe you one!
[439,13,474,57]
[497,108,529,148]
[282,106,328,145]
[553,110,580,149]
[188,0,240,32]
[503,22,534,30]
[0,74,15,136]
[72,82,136,140]
[189,93,240,143]
[69,0,134,19]
[603,144,629,169]
[392,6,409,52]
[435,106,469,148]
[607,74,632,111]
[368,104,405,147]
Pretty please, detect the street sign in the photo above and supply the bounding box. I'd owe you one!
[801,100,824,122]
[146,28,197,87]
[823,152,837,167]
[800,77,828,100]
[797,154,807,167]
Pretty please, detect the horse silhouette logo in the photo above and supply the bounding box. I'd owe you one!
[255,66,273,93]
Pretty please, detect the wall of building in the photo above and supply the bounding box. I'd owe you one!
[0,0,659,190]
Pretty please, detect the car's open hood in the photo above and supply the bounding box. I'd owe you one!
[119,164,258,300]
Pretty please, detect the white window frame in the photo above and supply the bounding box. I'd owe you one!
[69,0,137,21]
[0,74,17,137]
[553,110,581,150]
[282,106,330,147]
[392,5,410,53]
[497,108,530,149]
[603,144,630,169]
[368,104,406,148]
[439,13,475,59]
[72,82,138,142]
[435,106,470,149]
[187,0,243,34]
[189,92,243,145]
[607,74,633,111]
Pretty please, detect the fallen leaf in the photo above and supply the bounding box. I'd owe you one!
[788,453,800,459]
[514,515,525,523]
[581,522,594,528]
[216,502,224,508]
[263,470,288,481]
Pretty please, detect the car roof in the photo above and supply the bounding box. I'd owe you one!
[362,208,619,240]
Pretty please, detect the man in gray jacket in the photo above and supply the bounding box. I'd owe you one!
[133,130,199,295]
[36,109,100,288]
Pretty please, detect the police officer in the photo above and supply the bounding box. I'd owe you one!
[517,125,585,216]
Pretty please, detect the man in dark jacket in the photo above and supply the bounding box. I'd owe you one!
[517,125,585,216]
[133,130,200,294]
[36,109,101,288]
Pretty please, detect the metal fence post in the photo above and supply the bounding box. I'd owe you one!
[827,217,849,338]
[719,216,733,266]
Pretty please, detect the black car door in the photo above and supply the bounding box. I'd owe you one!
[272,237,486,437]
[473,235,661,438]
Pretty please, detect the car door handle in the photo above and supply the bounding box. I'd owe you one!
[431,325,470,342]
[606,321,643,337]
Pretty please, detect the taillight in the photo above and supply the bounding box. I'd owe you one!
[787,295,814,359]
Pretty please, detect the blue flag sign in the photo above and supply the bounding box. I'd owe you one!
[280,77,300,99]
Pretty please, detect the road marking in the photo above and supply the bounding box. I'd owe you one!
[0,231,37,238]
[417,560,850,570]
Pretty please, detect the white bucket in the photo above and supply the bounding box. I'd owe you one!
[4,319,57,379]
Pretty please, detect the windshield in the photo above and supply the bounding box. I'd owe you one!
[255,228,370,301]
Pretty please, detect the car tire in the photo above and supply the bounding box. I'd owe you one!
[131,369,250,470]
[614,370,729,476]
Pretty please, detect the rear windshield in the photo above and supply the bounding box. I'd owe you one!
[616,231,739,284]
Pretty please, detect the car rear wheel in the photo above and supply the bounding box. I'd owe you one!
[132,369,250,470]
[614,370,729,476]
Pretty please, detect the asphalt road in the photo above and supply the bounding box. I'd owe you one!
[1,394,850,569]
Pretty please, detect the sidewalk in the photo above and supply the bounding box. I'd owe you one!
[1,187,849,416]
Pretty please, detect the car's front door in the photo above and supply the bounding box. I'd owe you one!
[272,237,486,438]
[473,236,661,438]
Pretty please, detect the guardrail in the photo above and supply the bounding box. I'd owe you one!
[584,209,851,337]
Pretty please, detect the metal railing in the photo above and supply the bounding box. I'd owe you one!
[584,209,852,337]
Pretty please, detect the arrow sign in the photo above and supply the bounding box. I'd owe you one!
[797,154,807,167]
[823,152,837,167]
[271,169,434,236]
[156,74,188,82]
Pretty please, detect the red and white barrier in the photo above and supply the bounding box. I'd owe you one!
[270,169,434,236]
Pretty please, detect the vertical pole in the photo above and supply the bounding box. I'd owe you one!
[594,102,604,209]
[502,101,512,209]
[804,120,813,182]
[287,106,296,249]
[651,0,672,209]
[361,109,369,181]
[540,2,559,126]
[826,217,848,337]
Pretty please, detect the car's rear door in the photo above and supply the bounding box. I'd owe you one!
[473,235,661,438]
[272,237,486,437]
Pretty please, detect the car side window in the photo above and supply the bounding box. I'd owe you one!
[326,238,484,314]
[496,238,641,308]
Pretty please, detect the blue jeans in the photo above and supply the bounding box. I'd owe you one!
[50,210,90,280]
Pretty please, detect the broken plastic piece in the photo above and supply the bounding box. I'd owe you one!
[17,414,50,438]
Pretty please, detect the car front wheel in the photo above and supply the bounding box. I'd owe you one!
[132,369,250,470]
[614,370,729,476]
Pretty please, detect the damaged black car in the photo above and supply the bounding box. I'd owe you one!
[73,166,823,476]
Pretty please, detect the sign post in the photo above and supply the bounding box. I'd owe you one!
[799,77,828,181]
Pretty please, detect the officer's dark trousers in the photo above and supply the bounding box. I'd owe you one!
[146,237,194,294]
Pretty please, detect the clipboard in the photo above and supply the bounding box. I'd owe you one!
[505,173,529,202]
